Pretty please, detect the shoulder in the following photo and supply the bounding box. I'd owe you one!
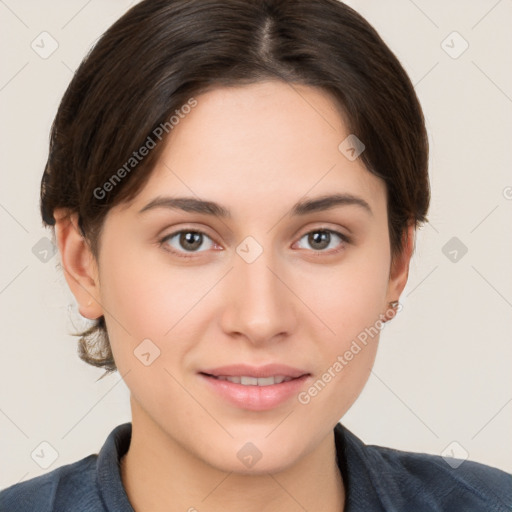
[335,423,512,511]
[0,455,100,512]
[0,423,132,512]
[371,444,512,509]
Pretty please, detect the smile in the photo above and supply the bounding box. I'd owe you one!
[208,375,294,386]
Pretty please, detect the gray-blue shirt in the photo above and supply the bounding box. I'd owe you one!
[1,422,511,511]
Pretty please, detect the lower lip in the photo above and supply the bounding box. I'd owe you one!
[199,373,310,411]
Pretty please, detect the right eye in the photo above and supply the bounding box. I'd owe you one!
[159,229,217,259]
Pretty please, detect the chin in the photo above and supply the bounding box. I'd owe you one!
[198,433,306,476]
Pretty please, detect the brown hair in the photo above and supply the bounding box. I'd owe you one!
[40,0,430,377]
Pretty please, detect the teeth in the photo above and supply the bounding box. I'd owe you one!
[215,375,293,386]
[240,376,258,385]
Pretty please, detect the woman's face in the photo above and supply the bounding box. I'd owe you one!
[90,80,410,473]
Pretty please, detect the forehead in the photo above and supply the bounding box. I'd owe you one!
[120,81,386,220]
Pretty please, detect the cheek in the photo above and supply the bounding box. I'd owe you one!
[97,244,219,370]
[96,249,169,370]
[296,262,387,420]
[99,246,185,335]
[295,237,390,404]
[298,241,390,347]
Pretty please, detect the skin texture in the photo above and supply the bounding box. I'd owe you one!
[54,80,414,512]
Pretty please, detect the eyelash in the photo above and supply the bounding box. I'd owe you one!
[158,227,351,260]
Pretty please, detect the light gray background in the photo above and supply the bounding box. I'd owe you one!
[1,0,511,490]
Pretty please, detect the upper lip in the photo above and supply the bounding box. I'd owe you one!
[200,364,309,379]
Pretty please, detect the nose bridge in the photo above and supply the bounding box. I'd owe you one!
[223,235,295,342]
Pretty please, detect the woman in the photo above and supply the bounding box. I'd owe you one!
[1,0,510,510]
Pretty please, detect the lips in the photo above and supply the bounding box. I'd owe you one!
[199,373,310,410]
[200,363,309,379]
[198,364,311,410]
[211,375,294,386]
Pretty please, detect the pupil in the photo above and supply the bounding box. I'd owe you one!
[181,232,202,250]
[310,231,329,250]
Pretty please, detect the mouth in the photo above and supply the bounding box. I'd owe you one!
[199,363,309,382]
[200,374,299,386]
[198,364,311,411]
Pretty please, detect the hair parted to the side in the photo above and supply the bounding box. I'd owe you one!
[40,0,430,378]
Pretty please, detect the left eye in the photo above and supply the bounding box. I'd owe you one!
[295,229,348,252]
[160,228,348,258]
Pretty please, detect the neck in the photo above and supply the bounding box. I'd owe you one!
[120,404,345,512]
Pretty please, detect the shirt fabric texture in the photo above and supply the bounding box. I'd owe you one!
[1,422,511,511]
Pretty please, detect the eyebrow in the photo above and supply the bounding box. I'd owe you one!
[138,193,373,218]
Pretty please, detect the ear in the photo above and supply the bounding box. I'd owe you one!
[54,208,103,319]
[383,222,415,322]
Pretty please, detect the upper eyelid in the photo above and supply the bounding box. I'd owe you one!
[161,226,349,250]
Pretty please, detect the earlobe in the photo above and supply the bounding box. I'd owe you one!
[383,223,415,322]
[54,208,103,319]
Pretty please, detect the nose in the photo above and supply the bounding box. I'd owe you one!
[219,243,298,346]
